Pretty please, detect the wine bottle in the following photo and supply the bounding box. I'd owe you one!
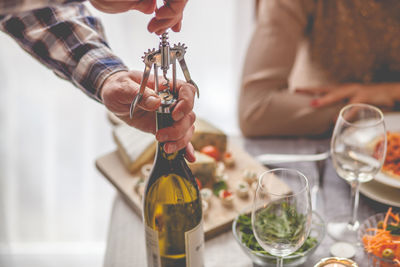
[143,92,204,267]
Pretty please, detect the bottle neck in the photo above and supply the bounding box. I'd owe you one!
[156,111,184,161]
[156,111,174,131]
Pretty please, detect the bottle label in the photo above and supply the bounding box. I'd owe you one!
[145,220,204,267]
[185,219,205,267]
[145,225,161,267]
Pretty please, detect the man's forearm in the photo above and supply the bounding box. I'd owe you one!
[0,0,86,15]
[0,2,127,102]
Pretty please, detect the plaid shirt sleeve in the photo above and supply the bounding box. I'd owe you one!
[0,0,81,15]
[0,1,128,102]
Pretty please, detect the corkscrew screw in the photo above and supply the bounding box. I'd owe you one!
[129,32,199,118]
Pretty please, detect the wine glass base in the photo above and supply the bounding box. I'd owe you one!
[327,215,360,243]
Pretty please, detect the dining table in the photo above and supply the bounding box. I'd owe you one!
[100,136,399,267]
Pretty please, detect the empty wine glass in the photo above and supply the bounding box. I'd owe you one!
[251,168,312,267]
[328,103,387,243]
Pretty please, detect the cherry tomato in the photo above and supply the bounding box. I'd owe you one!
[224,152,232,158]
[222,190,232,198]
[200,145,220,161]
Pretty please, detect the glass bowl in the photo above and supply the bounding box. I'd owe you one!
[358,213,399,267]
[232,211,325,266]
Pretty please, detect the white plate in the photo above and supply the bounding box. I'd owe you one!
[375,172,400,189]
[360,179,400,208]
[373,112,400,189]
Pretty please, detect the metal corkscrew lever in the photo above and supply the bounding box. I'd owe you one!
[129,32,199,119]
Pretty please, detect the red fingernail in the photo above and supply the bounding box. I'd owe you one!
[310,99,319,107]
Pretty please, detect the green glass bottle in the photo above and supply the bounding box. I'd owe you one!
[143,91,204,267]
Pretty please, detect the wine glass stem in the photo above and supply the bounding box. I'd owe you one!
[349,179,360,227]
[276,257,283,267]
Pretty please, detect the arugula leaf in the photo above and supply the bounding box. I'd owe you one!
[253,202,306,243]
[237,204,317,258]
[212,181,227,196]
[387,224,400,236]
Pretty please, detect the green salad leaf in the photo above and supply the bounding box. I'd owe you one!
[253,202,307,244]
[387,223,400,236]
[212,181,227,196]
[237,204,317,257]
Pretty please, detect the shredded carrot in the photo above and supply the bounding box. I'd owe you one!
[390,211,400,223]
[362,208,400,267]
[384,207,392,229]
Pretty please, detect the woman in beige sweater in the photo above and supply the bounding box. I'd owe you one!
[239,0,400,137]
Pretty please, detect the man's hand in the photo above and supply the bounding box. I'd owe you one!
[101,70,196,162]
[89,0,156,14]
[89,0,188,34]
[148,0,188,35]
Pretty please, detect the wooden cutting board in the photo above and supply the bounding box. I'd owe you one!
[95,140,270,240]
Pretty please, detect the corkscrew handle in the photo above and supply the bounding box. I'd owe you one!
[129,63,152,119]
[177,55,199,98]
[129,31,199,119]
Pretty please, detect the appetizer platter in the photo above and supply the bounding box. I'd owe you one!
[96,118,287,239]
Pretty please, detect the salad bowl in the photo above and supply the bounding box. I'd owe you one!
[232,211,325,266]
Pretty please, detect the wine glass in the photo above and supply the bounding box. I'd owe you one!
[328,103,387,243]
[251,168,312,267]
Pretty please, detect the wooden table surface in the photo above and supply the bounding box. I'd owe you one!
[102,137,398,267]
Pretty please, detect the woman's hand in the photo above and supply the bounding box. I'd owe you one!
[296,83,400,109]
[101,70,196,162]
[89,0,188,34]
